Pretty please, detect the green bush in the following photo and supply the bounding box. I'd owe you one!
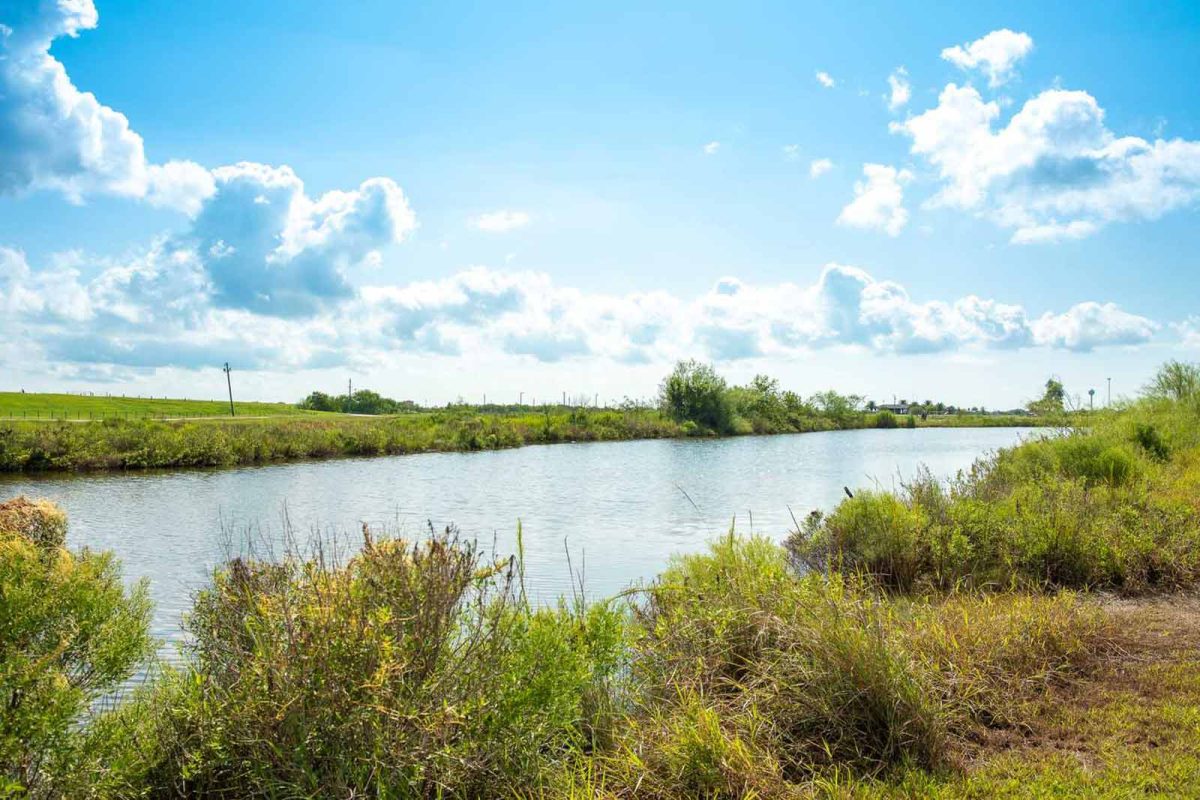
[0,498,153,797]
[139,527,629,797]
[658,360,736,434]
[789,492,929,591]
[874,410,898,429]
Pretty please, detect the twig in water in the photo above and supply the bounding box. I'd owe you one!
[674,483,701,513]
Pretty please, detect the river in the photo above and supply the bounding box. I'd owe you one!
[1,427,1029,656]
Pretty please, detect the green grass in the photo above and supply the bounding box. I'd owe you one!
[4,380,1200,797]
[0,408,685,471]
[0,403,1039,473]
[0,391,315,420]
[788,398,1200,595]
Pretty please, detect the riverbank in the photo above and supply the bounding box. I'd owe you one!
[3,370,1198,797]
[0,408,1039,473]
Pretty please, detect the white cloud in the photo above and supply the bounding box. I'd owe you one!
[809,158,833,178]
[0,0,214,213]
[1009,220,1098,245]
[816,71,836,88]
[189,163,416,316]
[474,210,532,232]
[837,164,912,236]
[2,241,1163,377]
[703,141,721,156]
[782,144,800,161]
[892,82,1200,242]
[941,29,1033,87]
[887,67,911,110]
[1174,318,1200,349]
[1032,302,1158,352]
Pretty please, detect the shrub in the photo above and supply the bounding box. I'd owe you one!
[144,526,629,797]
[1134,422,1170,461]
[788,492,929,591]
[633,537,948,779]
[658,360,735,434]
[874,410,898,429]
[1143,360,1200,402]
[0,497,153,796]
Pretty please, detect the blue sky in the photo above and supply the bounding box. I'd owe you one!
[1,0,1198,406]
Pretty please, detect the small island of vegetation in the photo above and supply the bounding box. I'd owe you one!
[4,360,1200,797]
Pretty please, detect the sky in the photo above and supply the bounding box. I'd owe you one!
[2,0,1199,408]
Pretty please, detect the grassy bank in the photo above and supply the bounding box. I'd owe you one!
[1,361,1043,472]
[3,364,1199,796]
[0,409,1036,473]
[0,391,314,421]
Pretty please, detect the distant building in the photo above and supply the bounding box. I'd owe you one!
[877,402,910,415]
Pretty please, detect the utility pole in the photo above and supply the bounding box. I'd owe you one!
[1107,377,1111,407]
[348,378,353,412]
[223,362,235,417]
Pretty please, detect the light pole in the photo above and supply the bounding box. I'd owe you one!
[223,363,235,417]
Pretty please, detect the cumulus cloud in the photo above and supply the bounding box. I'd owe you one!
[473,210,531,232]
[0,0,419,302]
[192,163,415,316]
[837,164,912,236]
[0,0,214,212]
[782,144,800,161]
[816,71,836,88]
[809,158,833,178]
[1031,302,1158,352]
[703,141,721,156]
[2,246,1164,376]
[941,29,1033,87]
[887,67,911,110]
[892,82,1200,242]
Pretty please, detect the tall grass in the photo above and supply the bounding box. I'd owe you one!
[788,396,1200,594]
[93,525,629,797]
[0,408,1039,473]
[0,408,684,472]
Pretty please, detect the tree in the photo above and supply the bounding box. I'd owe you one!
[299,391,340,412]
[658,360,735,433]
[808,390,864,427]
[1144,360,1200,402]
[1028,377,1066,416]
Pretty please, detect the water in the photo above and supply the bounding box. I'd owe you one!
[1,427,1027,656]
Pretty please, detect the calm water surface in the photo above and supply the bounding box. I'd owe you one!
[1,427,1027,656]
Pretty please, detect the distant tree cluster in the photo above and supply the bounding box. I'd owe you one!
[298,390,418,415]
[657,359,865,434]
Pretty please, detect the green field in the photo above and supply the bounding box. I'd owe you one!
[0,391,316,420]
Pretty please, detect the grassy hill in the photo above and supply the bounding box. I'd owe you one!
[0,391,313,420]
